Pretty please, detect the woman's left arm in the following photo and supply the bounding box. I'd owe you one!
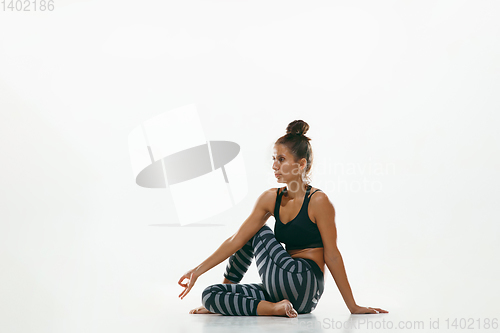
[312,192,388,314]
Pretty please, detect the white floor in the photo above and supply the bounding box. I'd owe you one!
[167,285,498,333]
[60,286,496,333]
[1,206,498,333]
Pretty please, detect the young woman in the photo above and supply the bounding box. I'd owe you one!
[178,120,388,317]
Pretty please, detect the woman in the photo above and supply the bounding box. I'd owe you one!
[178,120,388,317]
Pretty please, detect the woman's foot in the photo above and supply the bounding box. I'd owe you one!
[273,299,298,318]
[222,277,237,284]
[189,305,215,314]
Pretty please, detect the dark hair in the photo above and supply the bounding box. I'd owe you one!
[275,120,314,184]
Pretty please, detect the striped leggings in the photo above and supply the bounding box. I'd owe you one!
[201,224,325,316]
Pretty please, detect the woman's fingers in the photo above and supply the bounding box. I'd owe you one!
[180,282,192,299]
[178,276,189,298]
[371,307,388,313]
[178,276,186,286]
[181,284,192,299]
[179,282,189,298]
[178,272,191,285]
[178,269,199,300]
[367,307,389,314]
[352,306,388,314]
[179,277,196,299]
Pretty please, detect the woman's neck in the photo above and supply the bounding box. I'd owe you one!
[284,182,308,199]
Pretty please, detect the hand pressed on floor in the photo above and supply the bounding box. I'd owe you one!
[350,305,389,314]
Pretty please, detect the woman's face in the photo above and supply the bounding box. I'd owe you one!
[272,144,305,185]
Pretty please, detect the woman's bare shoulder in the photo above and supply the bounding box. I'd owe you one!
[310,187,329,200]
[309,188,333,210]
[255,187,282,216]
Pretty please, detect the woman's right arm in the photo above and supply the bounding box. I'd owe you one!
[178,189,276,299]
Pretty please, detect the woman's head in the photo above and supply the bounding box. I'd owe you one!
[272,120,314,189]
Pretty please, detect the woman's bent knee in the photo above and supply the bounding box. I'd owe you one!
[202,284,223,296]
[201,285,218,302]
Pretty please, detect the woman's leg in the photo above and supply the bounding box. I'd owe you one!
[201,282,269,316]
[223,237,254,283]
[222,224,324,314]
[252,226,323,313]
[201,282,298,317]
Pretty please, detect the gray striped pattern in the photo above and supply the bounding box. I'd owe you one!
[202,224,324,316]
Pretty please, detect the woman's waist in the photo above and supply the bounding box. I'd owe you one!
[288,247,325,274]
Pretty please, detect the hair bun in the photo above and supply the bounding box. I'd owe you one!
[286,120,309,136]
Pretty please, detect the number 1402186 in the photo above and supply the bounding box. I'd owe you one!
[2,0,54,11]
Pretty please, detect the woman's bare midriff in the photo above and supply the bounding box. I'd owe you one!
[287,248,325,274]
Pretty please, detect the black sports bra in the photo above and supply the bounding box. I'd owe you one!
[274,184,324,251]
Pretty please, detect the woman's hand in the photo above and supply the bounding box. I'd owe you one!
[350,305,389,314]
[178,268,200,300]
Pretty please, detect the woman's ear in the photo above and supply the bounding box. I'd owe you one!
[300,158,307,171]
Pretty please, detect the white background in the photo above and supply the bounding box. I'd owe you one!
[1,1,499,332]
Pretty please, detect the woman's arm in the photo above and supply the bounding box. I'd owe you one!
[325,251,356,311]
[312,193,356,311]
[178,189,275,299]
[194,237,243,276]
[312,192,388,314]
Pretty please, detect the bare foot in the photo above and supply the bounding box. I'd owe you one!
[222,277,237,284]
[274,299,298,318]
[189,305,215,314]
